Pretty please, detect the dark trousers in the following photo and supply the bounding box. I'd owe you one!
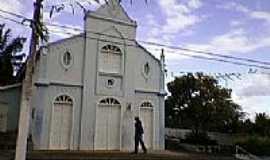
[135,135,147,153]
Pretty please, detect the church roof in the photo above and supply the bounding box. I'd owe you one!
[136,42,161,65]
[85,0,137,27]
[41,34,84,48]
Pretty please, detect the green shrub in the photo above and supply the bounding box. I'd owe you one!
[182,131,217,145]
[234,135,270,156]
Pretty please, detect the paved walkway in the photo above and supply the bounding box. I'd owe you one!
[0,150,237,160]
[25,150,237,160]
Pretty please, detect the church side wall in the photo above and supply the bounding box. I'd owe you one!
[133,47,161,92]
[32,35,85,150]
[33,85,82,150]
[46,36,84,85]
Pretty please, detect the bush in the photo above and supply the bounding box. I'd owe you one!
[182,131,217,145]
[234,135,270,156]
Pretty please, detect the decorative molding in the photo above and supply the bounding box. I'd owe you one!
[158,92,167,97]
[54,87,79,94]
[35,81,83,88]
[99,72,122,78]
[135,89,160,94]
[135,89,167,97]
[0,83,22,90]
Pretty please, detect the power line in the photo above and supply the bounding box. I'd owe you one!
[44,23,270,67]
[1,9,270,67]
[2,12,270,70]
[170,71,244,81]
[166,50,270,70]
[0,15,27,25]
[47,27,270,70]
[0,9,30,20]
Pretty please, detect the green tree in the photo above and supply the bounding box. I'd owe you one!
[255,113,270,137]
[0,24,26,86]
[165,72,244,135]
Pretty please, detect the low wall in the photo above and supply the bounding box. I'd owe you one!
[165,128,233,145]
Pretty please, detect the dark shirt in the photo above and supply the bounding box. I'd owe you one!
[135,120,144,136]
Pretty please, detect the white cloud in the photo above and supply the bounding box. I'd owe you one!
[233,95,270,119]
[142,0,205,57]
[233,74,270,97]
[0,0,24,13]
[187,0,202,9]
[250,11,270,23]
[230,20,244,27]
[185,28,270,55]
[159,0,203,35]
[217,2,249,14]
[141,0,207,62]
[231,74,270,118]
[219,1,270,23]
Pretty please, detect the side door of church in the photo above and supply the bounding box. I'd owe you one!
[50,96,73,150]
[140,103,154,149]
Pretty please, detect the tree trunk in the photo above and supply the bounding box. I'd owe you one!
[15,1,42,160]
[14,78,32,160]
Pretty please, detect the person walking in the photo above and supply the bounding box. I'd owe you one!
[134,116,147,154]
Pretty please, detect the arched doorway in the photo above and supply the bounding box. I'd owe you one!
[95,98,121,150]
[49,95,73,150]
[139,102,154,149]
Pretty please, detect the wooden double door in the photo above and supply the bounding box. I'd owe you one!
[95,104,121,150]
[140,107,154,149]
[50,103,72,150]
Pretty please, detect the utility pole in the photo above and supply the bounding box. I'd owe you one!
[15,0,43,160]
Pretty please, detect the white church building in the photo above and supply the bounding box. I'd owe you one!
[0,0,166,151]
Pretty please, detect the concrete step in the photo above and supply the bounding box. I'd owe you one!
[25,150,237,160]
[0,150,238,160]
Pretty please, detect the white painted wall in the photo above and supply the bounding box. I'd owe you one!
[29,0,165,151]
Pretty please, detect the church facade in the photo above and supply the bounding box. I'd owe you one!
[0,0,166,151]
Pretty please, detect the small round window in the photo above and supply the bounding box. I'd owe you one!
[62,51,72,69]
[106,79,115,88]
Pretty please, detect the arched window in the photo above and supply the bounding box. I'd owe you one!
[99,98,120,105]
[141,102,153,108]
[54,95,73,105]
[99,45,122,73]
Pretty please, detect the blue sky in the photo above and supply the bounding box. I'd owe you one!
[1,0,270,119]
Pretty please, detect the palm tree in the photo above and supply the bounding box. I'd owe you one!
[0,24,26,86]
